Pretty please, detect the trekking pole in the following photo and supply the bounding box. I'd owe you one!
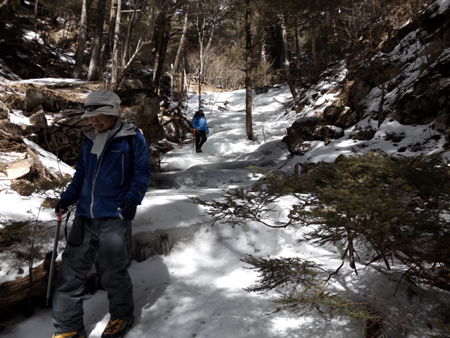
[192,129,196,153]
[46,208,62,307]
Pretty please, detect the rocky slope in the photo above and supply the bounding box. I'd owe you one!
[284,0,450,154]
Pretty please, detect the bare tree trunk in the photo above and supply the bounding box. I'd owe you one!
[280,15,296,99]
[72,0,91,79]
[152,12,171,94]
[172,6,188,103]
[195,2,216,108]
[177,56,185,114]
[173,6,188,73]
[122,0,145,67]
[294,21,303,85]
[311,22,318,69]
[88,0,106,81]
[245,0,253,141]
[111,0,122,89]
[197,7,204,108]
[261,29,266,62]
[100,0,118,82]
[114,4,156,87]
[34,0,38,18]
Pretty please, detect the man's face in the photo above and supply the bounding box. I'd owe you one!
[88,114,117,133]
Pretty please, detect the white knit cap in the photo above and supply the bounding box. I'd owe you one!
[81,90,121,118]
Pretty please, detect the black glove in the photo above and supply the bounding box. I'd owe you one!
[118,198,138,220]
[55,198,72,214]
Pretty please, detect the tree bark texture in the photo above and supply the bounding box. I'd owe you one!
[122,0,145,68]
[245,0,253,141]
[152,12,171,94]
[88,0,106,81]
[111,0,122,89]
[0,258,60,310]
[280,15,296,100]
[173,6,188,73]
[294,21,303,86]
[72,0,90,79]
[100,0,118,75]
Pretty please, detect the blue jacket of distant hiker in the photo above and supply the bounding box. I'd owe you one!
[192,112,209,133]
[60,123,151,220]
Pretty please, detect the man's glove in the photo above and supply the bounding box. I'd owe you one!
[55,198,72,214]
[118,198,138,220]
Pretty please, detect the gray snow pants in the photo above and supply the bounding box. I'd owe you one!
[52,216,134,334]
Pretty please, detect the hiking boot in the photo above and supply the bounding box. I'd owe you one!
[196,148,202,153]
[52,329,86,338]
[101,316,134,338]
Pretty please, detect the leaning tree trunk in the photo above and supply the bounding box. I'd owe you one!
[280,14,296,100]
[245,0,253,141]
[88,0,106,81]
[72,0,90,79]
[122,0,143,68]
[173,7,188,73]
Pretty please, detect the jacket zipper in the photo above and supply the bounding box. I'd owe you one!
[90,149,106,219]
[88,123,127,218]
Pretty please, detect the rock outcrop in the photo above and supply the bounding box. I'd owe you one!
[285,1,450,154]
[349,1,450,132]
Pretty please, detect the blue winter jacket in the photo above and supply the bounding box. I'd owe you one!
[61,123,151,220]
[192,112,209,133]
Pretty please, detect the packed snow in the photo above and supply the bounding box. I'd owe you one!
[0,73,449,338]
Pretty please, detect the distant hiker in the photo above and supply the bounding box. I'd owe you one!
[51,90,152,338]
[192,105,209,153]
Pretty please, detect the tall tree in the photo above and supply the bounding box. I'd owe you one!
[152,5,172,94]
[172,4,189,108]
[245,0,253,141]
[122,0,150,68]
[173,4,189,73]
[195,1,214,107]
[114,2,156,87]
[280,14,296,99]
[111,0,122,88]
[72,0,91,79]
[88,0,106,81]
[100,0,119,79]
[193,0,232,107]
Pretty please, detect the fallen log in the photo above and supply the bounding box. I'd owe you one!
[0,253,60,318]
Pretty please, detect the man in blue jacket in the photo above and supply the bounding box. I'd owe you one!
[51,90,152,338]
[192,105,209,153]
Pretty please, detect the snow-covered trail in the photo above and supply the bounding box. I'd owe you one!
[2,86,358,338]
[1,85,442,338]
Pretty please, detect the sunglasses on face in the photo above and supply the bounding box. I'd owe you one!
[84,104,114,113]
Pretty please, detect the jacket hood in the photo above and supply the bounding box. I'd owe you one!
[85,121,138,141]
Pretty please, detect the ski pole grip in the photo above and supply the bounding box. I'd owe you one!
[58,208,63,222]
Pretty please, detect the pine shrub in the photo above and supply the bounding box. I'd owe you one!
[192,152,450,331]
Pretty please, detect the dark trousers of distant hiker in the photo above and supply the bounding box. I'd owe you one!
[52,216,133,334]
[195,130,207,152]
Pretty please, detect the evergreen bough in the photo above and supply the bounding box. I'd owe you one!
[191,152,450,334]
